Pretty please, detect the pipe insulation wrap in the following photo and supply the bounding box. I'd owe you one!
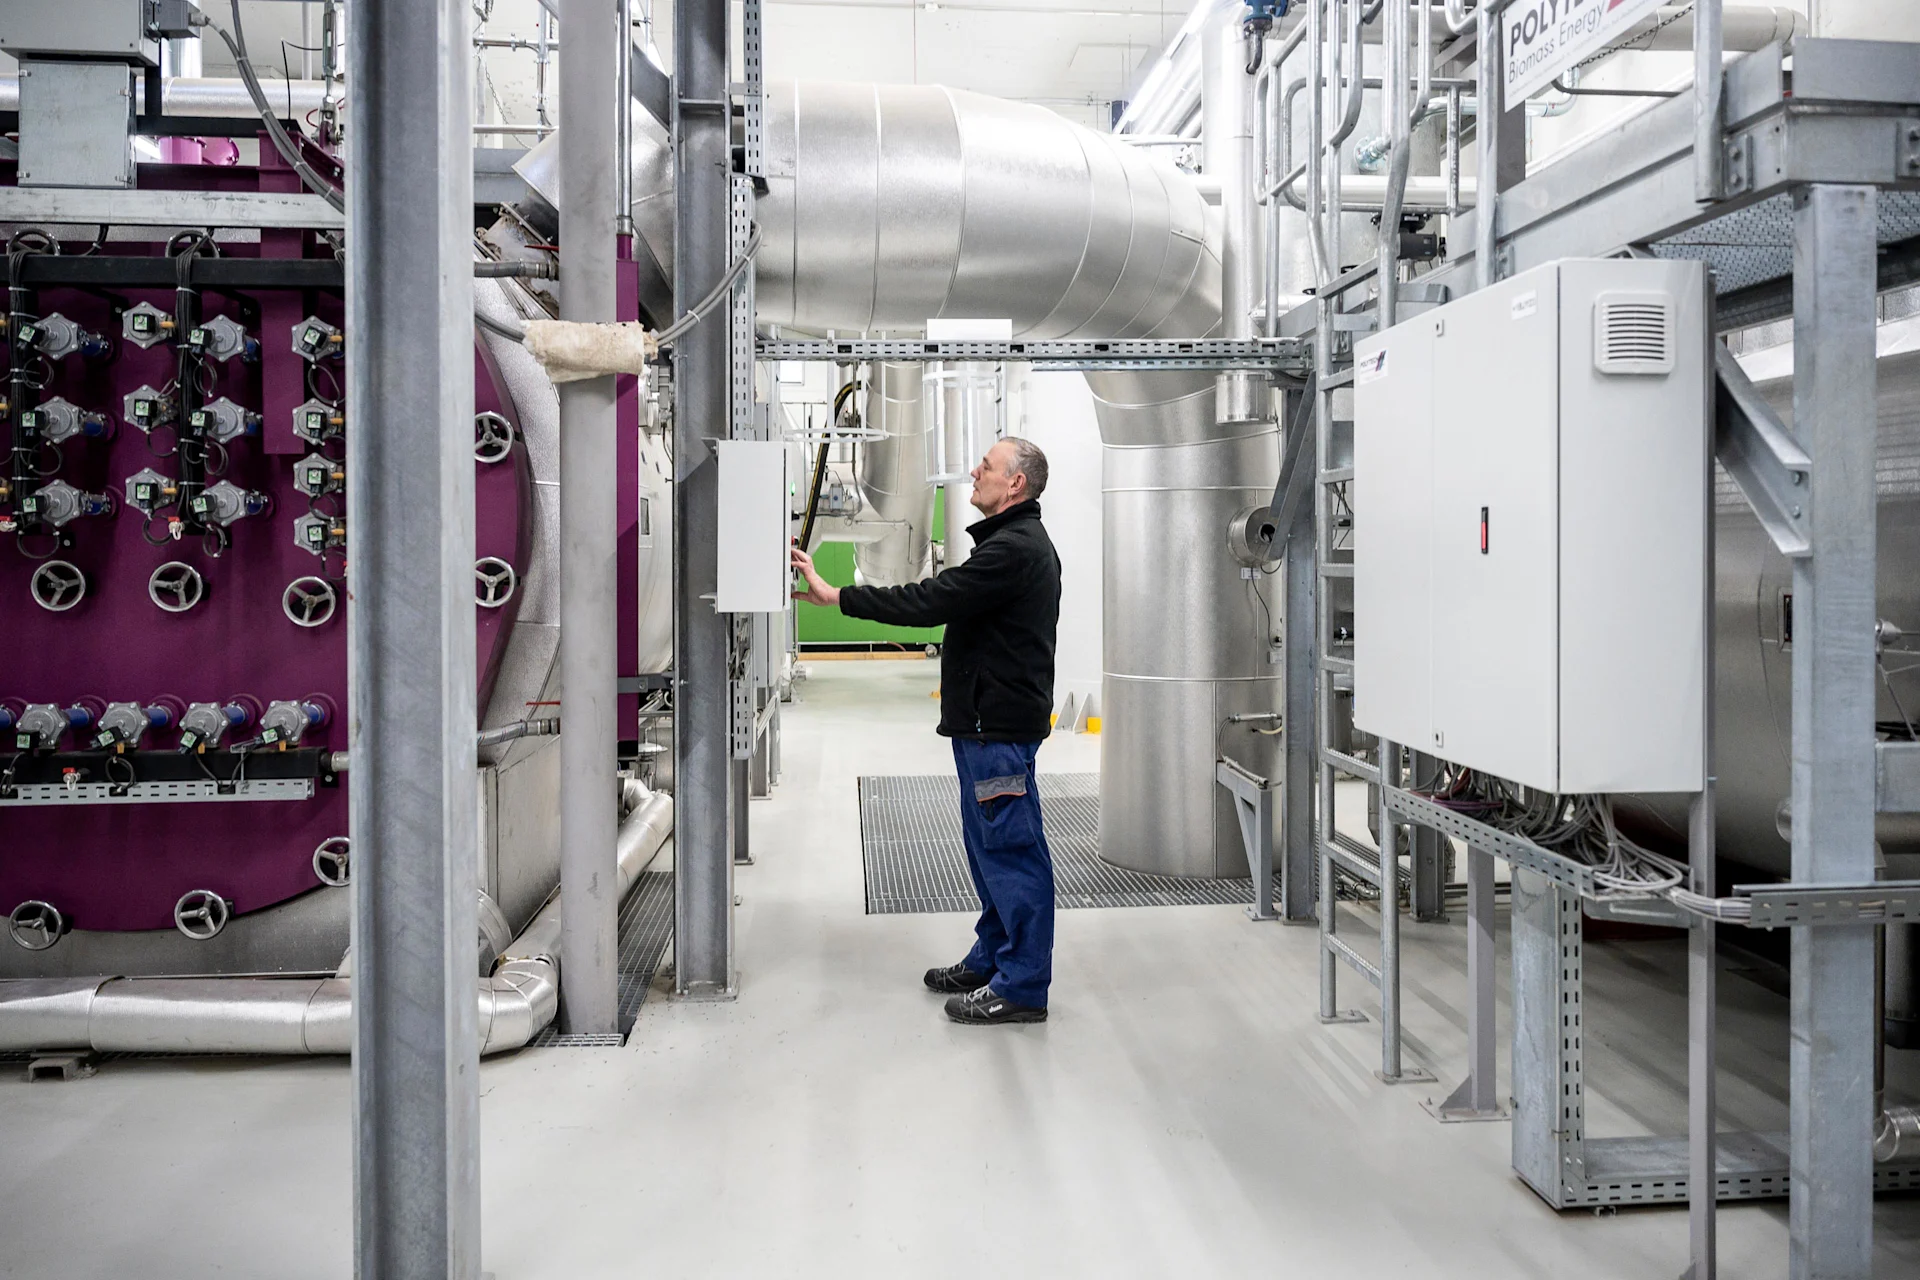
[0,793,672,1056]
[755,81,1222,340]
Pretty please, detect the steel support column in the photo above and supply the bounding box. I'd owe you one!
[345,0,479,1273]
[1281,420,1316,921]
[557,0,622,1035]
[673,0,737,996]
[1788,183,1879,1279]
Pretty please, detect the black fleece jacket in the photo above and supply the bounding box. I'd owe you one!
[838,500,1061,741]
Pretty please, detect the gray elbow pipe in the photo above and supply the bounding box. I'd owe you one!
[0,792,672,1057]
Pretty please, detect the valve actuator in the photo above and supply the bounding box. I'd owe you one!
[187,397,263,445]
[23,397,111,445]
[188,480,270,527]
[17,313,110,361]
[178,701,256,753]
[23,480,113,527]
[259,698,332,748]
[15,703,96,752]
[185,315,260,363]
[95,701,181,751]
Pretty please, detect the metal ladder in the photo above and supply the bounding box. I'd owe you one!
[1310,293,1431,1084]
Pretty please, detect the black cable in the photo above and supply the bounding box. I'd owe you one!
[798,381,857,553]
[1550,75,1682,99]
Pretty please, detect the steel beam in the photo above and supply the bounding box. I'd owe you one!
[673,0,737,998]
[556,0,622,1036]
[1788,183,1879,1280]
[345,0,479,1273]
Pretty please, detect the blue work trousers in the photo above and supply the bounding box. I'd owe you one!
[952,738,1055,1008]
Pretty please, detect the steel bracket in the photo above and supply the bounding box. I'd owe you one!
[1714,344,1813,559]
[1216,759,1278,921]
[1735,880,1920,928]
[1877,739,1920,812]
[1899,119,1920,181]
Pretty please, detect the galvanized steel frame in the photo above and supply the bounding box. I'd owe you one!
[345,0,480,1273]
[1281,19,1920,1276]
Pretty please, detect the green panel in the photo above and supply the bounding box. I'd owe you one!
[796,539,943,644]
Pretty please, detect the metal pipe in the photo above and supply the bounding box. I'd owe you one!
[558,0,623,1037]
[474,259,558,278]
[1474,0,1499,290]
[0,793,673,1057]
[617,0,635,238]
[475,716,561,747]
[853,362,935,586]
[1694,0,1724,202]
[345,0,480,1269]
[1376,0,1411,329]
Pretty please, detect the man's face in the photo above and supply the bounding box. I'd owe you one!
[970,440,1024,515]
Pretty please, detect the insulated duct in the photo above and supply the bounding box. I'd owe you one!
[753,79,1275,878]
[855,361,936,587]
[0,791,672,1056]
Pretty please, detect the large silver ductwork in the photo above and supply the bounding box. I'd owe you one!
[0,791,671,1056]
[754,79,1273,877]
[755,82,1220,340]
[853,362,936,587]
[1092,370,1280,876]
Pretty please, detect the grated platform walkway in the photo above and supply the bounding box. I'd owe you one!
[857,772,1273,914]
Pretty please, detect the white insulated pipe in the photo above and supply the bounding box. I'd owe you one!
[0,792,672,1056]
[1201,7,1259,341]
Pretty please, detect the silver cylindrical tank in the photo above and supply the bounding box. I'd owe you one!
[1091,368,1282,877]
[1622,344,1920,875]
[855,361,935,587]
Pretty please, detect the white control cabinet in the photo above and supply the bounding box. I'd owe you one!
[1353,258,1708,794]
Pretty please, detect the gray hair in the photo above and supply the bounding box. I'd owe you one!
[1001,436,1049,499]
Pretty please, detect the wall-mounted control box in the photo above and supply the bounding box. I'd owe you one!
[716,439,791,613]
[1353,257,1709,794]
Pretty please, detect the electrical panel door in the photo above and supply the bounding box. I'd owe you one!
[1429,270,1562,791]
[1352,320,1436,754]
[1353,258,1706,795]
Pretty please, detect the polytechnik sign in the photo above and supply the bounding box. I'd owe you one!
[1502,0,1667,109]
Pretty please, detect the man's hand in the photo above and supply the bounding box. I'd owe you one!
[791,546,841,607]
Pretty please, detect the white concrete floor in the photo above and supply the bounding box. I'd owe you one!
[3,658,1918,1278]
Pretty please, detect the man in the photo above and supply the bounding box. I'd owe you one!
[791,437,1062,1025]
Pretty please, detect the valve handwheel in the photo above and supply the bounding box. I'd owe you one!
[148,561,206,613]
[312,837,351,888]
[8,900,66,952]
[473,411,516,464]
[28,559,86,612]
[282,576,339,628]
[474,556,518,609]
[173,889,231,941]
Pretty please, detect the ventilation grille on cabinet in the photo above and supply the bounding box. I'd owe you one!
[1593,292,1676,375]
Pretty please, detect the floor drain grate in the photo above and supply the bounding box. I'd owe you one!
[530,869,673,1048]
[857,772,1273,914]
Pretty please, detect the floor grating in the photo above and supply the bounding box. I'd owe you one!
[858,772,1274,914]
[530,868,673,1048]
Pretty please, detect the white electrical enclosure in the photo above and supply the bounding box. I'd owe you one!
[715,440,790,613]
[1353,258,1708,794]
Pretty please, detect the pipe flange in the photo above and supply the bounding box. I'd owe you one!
[173,889,231,941]
[148,561,206,613]
[1226,505,1279,568]
[8,900,66,951]
[474,557,517,609]
[282,576,339,628]
[474,412,516,464]
[29,559,86,612]
[313,837,351,888]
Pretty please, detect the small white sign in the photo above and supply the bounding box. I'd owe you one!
[1511,290,1540,321]
[1355,348,1389,386]
[1503,0,1667,109]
